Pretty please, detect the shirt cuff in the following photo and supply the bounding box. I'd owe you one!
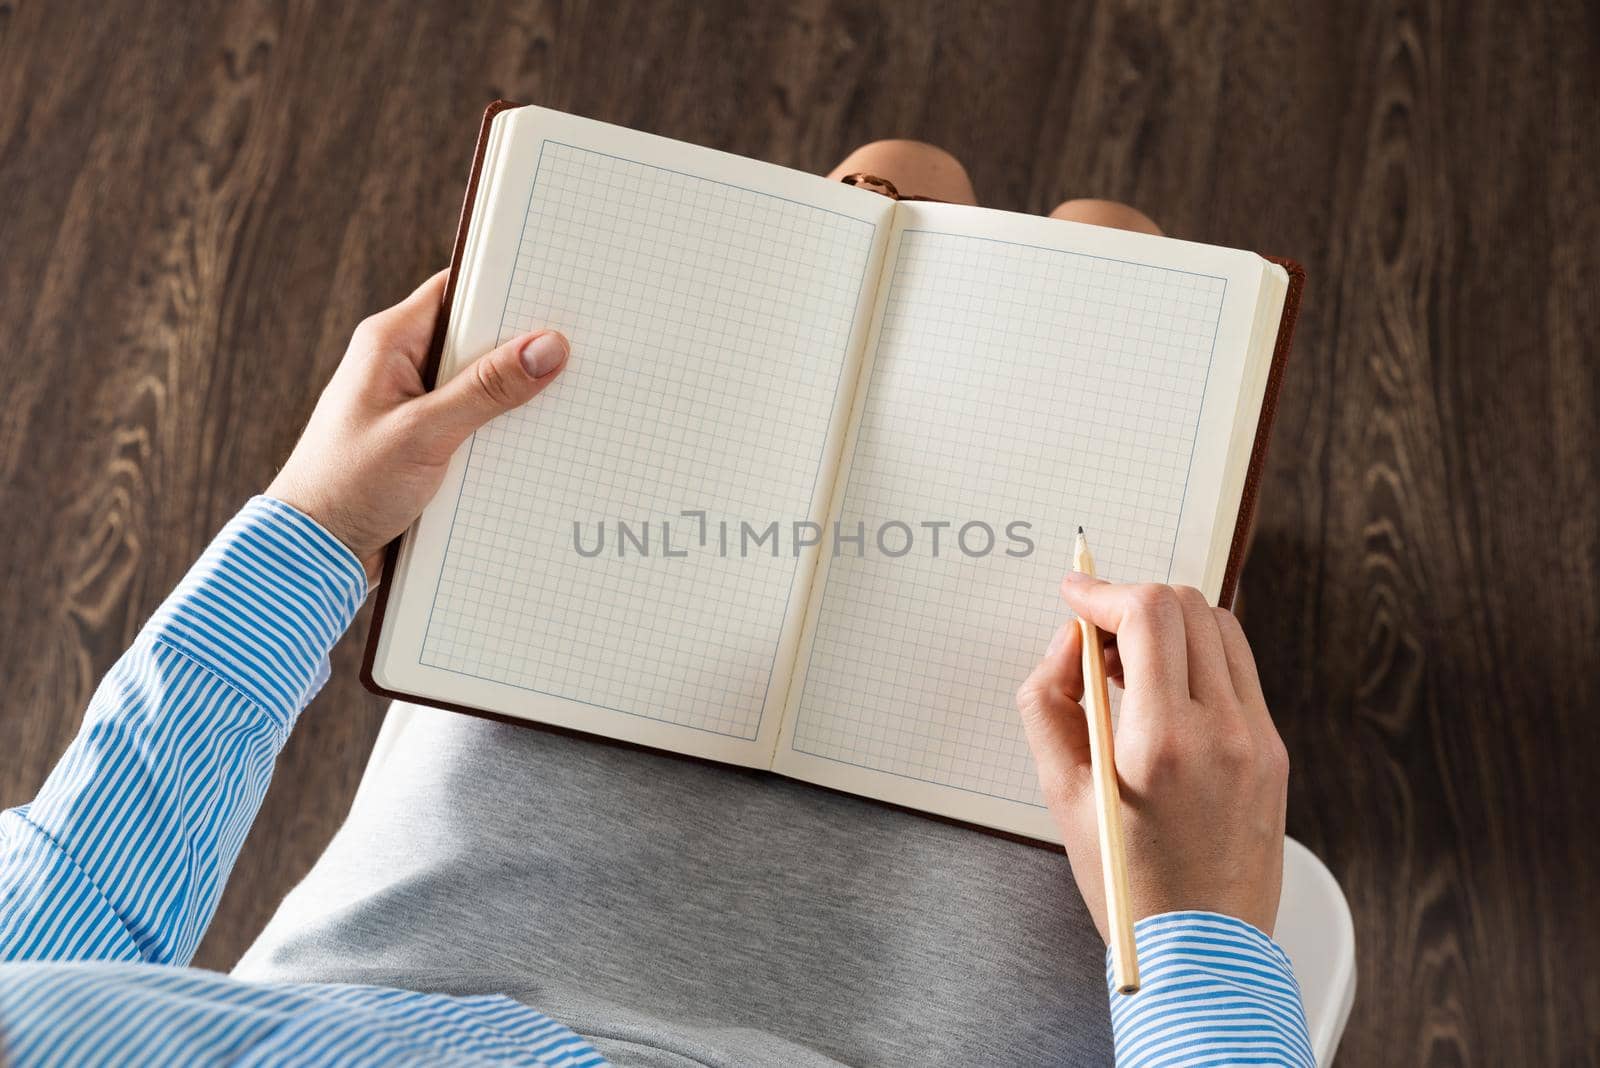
[1108,911,1315,1067]
[144,496,367,729]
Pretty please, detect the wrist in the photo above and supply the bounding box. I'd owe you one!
[264,476,383,584]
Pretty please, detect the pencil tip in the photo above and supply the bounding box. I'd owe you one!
[1077,525,1085,535]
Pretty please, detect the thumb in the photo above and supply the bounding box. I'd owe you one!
[420,329,569,445]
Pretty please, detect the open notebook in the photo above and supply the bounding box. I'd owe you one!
[363,102,1303,844]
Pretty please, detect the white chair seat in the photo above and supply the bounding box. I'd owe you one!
[1275,836,1357,1064]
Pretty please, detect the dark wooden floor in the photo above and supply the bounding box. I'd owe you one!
[2,0,1596,1063]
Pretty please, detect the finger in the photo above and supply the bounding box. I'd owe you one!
[1015,624,1093,808]
[415,329,570,448]
[1041,621,1085,702]
[362,270,450,367]
[1091,634,1127,685]
[1172,585,1233,704]
[1103,641,1124,684]
[1059,574,1188,700]
[1213,608,1267,709]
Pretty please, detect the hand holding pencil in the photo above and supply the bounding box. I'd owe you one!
[1014,534,1291,986]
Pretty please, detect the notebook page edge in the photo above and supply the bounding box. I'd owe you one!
[1201,262,1289,599]
[373,108,514,694]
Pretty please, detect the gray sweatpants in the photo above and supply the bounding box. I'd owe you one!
[234,704,1115,1066]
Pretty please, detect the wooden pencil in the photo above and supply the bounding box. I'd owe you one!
[1074,526,1140,995]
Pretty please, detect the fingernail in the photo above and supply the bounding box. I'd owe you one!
[520,331,568,377]
[1046,625,1068,657]
[1063,571,1091,583]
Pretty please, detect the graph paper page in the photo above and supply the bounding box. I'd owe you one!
[373,107,891,766]
[774,201,1272,840]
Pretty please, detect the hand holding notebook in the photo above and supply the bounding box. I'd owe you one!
[362,102,1304,844]
[268,271,572,585]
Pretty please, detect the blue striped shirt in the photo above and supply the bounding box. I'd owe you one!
[0,496,1311,1065]
[1111,914,1315,1066]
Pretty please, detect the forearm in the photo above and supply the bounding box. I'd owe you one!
[1108,911,1314,1067]
[0,497,364,965]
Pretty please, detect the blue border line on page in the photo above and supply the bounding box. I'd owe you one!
[418,138,879,742]
[787,227,1230,806]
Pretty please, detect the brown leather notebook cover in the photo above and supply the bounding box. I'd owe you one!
[361,98,1305,739]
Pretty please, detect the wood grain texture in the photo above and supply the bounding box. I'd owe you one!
[0,1,1595,1062]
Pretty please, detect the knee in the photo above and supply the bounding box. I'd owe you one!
[850,139,968,179]
[1048,198,1164,236]
[828,140,977,205]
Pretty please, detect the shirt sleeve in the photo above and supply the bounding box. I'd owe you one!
[0,497,366,966]
[1108,911,1316,1067]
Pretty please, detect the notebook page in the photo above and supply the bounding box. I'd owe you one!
[773,202,1270,839]
[373,107,891,766]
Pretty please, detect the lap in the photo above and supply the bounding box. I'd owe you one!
[236,703,1114,1066]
